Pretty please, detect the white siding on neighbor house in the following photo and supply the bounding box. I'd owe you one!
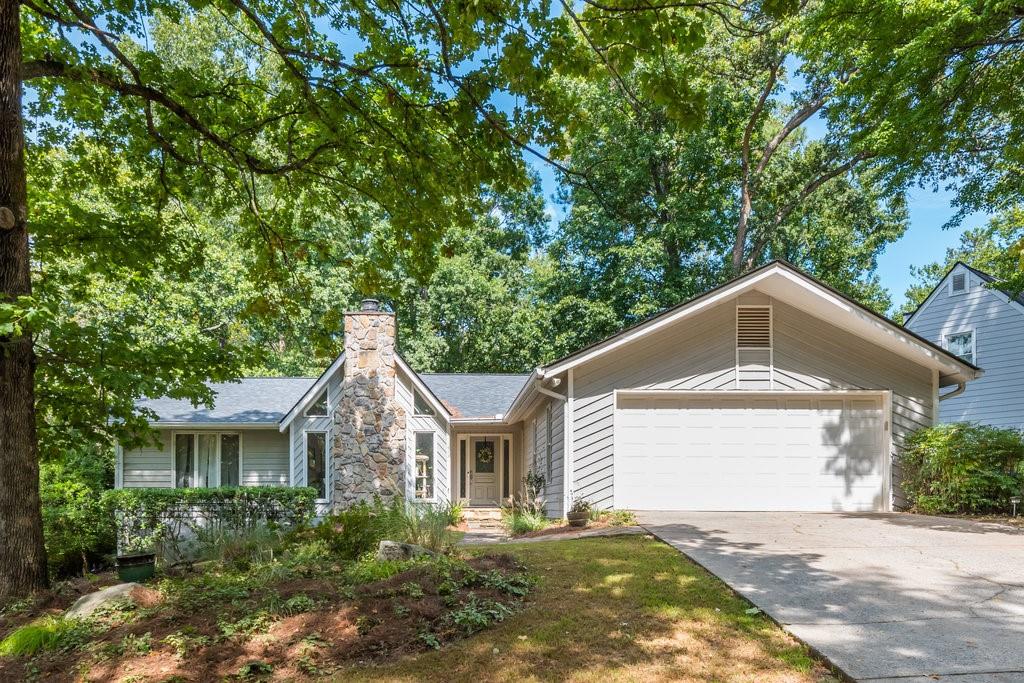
[396,369,450,504]
[121,429,289,488]
[570,291,934,510]
[905,266,1024,429]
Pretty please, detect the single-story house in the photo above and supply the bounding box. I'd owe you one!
[117,260,982,515]
[903,261,1024,429]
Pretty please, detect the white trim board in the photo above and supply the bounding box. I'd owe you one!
[541,263,979,381]
[395,355,452,421]
[279,352,345,431]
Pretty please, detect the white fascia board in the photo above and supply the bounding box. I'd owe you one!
[395,355,452,422]
[156,422,281,429]
[279,352,345,432]
[771,269,980,379]
[502,370,544,424]
[540,267,781,377]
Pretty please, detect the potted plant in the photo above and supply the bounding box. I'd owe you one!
[567,496,591,528]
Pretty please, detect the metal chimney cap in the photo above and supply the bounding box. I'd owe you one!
[360,298,381,312]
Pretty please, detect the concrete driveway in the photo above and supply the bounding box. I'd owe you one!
[639,512,1024,682]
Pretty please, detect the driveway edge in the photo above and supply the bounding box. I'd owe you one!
[641,524,856,683]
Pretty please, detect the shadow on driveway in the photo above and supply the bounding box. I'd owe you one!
[639,511,1024,682]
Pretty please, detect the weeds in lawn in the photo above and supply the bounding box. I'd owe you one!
[447,595,514,635]
[162,627,210,658]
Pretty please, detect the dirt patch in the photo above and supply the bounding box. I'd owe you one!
[0,554,531,682]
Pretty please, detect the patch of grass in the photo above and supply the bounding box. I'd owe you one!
[0,616,94,656]
[336,535,828,682]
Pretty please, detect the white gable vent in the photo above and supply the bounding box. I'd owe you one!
[951,273,967,293]
[737,305,772,348]
[736,305,772,390]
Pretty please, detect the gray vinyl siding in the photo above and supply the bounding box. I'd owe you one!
[523,397,565,518]
[289,373,341,493]
[241,431,290,486]
[570,291,934,511]
[120,429,289,488]
[905,266,1024,429]
[396,368,450,504]
[122,431,174,488]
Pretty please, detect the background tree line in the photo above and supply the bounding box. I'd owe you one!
[2,0,1023,594]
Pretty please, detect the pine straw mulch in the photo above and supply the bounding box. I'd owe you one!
[0,554,530,682]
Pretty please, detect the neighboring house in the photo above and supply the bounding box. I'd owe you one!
[118,261,981,514]
[903,261,1024,429]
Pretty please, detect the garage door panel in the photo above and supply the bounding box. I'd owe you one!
[614,393,886,512]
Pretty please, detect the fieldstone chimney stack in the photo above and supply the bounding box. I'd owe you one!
[333,300,406,508]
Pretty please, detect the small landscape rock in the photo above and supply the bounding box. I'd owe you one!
[66,583,139,619]
[375,540,436,562]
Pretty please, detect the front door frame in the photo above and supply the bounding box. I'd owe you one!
[456,433,513,506]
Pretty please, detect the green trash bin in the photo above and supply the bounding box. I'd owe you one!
[116,552,156,582]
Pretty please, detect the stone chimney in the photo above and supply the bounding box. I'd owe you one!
[333,299,407,508]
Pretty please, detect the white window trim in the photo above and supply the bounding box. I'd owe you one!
[545,404,554,483]
[944,328,976,365]
[304,390,329,417]
[303,430,330,502]
[413,430,437,502]
[413,390,436,417]
[170,431,244,489]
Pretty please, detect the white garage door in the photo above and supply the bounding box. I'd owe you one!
[615,393,887,511]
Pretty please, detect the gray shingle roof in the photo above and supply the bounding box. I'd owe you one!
[419,373,530,419]
[136,372,531,425]
[138,378,315,424]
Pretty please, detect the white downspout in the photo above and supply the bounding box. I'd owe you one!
[939,382,967,402]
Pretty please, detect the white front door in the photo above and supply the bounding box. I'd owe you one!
[468,436,499,504]
[615,392,888,511]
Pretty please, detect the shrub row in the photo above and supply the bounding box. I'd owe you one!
[901,423,1024,514]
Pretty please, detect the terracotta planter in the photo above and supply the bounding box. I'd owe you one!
[567,512,589,528]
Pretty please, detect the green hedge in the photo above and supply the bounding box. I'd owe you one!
[900,423,1024,514]
[102,487,317,560]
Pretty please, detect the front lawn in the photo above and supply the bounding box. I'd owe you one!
[339,535,834,682]
[1,533,833,681]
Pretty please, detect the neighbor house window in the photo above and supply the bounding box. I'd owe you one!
[305,390,328,417]
[306,432,327,499]
[415,432,435,499]
[414,390,435,416]
[175,432,240,488]
[946,330,975,364]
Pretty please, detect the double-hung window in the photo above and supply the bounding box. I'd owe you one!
[174,433,241,488]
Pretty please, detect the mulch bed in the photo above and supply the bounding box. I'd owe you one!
[0,554,528,682]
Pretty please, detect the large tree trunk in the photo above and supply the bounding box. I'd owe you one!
[0,0,48,597]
